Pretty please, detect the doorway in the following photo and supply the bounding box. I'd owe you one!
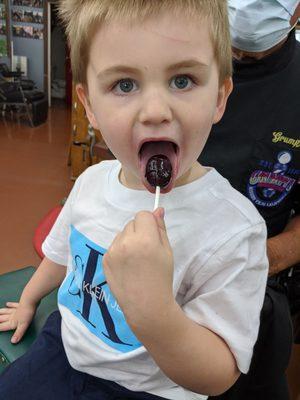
[46,1,72,107]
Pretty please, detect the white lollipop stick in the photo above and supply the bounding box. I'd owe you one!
[153,186,160,211]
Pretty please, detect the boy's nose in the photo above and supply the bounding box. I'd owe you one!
[138,90,173,126]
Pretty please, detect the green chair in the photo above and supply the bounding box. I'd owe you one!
[0,267,58,374]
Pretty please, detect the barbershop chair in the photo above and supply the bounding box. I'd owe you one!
[0,267,58,374]
[0,73,35,91]
[0,80,47,126]
[0,63,23,80]
[0,63,36,91]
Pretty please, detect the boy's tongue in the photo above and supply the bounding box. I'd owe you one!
[139,141,178,193]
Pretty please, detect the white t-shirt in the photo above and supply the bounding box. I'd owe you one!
[42,160,268,400]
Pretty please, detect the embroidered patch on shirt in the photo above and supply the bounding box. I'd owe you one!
[247,151,297,207]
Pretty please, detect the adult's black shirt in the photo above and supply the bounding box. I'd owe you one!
[199,31,300,238]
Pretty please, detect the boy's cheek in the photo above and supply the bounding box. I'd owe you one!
[94,118,133,152]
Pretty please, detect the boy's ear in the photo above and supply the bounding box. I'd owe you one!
[76,84,100,130]
[213,77,233,124]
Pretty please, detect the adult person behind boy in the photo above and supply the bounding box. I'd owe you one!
[0,1,268,399]
[199,1,300,399]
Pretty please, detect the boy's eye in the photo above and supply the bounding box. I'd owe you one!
[170,75,193,90]
[113,78,138,94]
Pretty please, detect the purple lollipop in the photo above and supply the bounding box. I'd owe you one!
[145,155,172,188]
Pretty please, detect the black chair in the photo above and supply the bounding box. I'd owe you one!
[0,80,46,126]
[0,73,36,91]
[0,63,23,80]
[0,63,36,90]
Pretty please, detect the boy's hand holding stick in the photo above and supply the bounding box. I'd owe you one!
[103,206,175,330]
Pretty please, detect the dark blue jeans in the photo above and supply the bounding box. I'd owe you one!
[0,311,165,400]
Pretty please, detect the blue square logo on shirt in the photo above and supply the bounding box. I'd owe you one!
[58,225,141,352]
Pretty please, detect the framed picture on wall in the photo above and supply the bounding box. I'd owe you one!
[33,26,43,39]
[13,23,43,39]
[11,0,43,8]
[0,22,6,35]
[12,8,43,23]
[0,5,6,19]
[0,35,7,56]
[0,0,10,57]
[13,24,33,38]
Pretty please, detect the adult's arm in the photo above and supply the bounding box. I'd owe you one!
[268,214,300,276]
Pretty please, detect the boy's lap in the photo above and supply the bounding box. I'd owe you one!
[0,311,158,400]
[0,311,78,399]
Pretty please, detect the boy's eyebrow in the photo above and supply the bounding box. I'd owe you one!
[97,66,140,80]
[166,59,209,71]
[97,59,209,80]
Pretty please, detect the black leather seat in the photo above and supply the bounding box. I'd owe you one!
[0,81,47,126]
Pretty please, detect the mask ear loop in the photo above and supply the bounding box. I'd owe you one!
[289,19,298,33]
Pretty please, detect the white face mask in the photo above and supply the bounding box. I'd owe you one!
[228,0,299,52]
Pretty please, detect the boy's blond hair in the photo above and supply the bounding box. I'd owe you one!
[58,0,232,85]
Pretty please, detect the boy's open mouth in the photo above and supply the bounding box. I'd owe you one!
[138,140,179,194]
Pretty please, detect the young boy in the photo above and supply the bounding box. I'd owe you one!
[0,1,268,399]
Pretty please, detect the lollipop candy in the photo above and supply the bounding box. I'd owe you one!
[145,155,172,188]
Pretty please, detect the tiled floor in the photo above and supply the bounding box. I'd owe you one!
[0,99,73,274]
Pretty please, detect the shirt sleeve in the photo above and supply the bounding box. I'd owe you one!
[182,222,268,374]
[42,175,82,266]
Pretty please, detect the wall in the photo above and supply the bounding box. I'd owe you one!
[13,34,44,90]
[0,0,45,91]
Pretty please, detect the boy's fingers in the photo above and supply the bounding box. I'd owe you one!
[0,308,14,315]
[134,211,159,237]
[0,314,10,323]
[123,219,135,235]
[153,207,165,220]
[6,302,19,308]
[12,323,29,344]
[153,208,169,246]
[0,321,14,331]
[134,210,169,246]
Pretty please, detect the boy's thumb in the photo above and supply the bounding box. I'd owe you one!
[153,207,169,244]
[153,207,165,221]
